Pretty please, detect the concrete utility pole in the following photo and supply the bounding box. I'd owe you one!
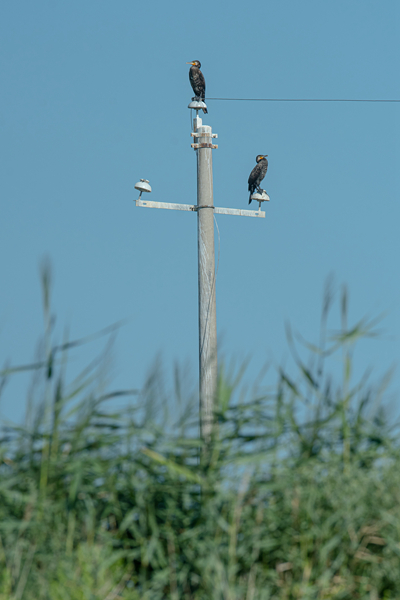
[193,115,218,440]
[134,105,267,442]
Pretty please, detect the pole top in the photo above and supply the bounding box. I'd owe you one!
[190,118,218,149]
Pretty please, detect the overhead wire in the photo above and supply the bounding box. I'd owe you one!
[207,97,400,103]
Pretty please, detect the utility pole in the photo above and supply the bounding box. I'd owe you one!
[134,103,268,442]
[193,114,218,440]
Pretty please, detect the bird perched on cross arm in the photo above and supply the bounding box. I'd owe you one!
[187,60,208,114]
[248,155,268,204]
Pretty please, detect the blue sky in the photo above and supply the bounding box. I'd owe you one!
[1,1,399,424]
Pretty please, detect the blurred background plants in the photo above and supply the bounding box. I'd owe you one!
[0,265,399,599]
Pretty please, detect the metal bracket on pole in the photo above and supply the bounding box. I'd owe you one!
[191,128,218,149]
[191,143,218,149]
[191,132,218,138]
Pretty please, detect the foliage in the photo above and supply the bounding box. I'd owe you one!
[0,270,399,599]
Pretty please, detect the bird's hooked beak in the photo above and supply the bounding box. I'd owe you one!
[186,62,195,65]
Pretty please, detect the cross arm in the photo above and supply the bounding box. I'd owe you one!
[135,199,265,218]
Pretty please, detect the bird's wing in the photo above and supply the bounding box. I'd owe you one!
[248,163,261,186]
[190,68,206,95]
[198,70,206,93]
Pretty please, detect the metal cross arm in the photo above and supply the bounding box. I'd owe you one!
[135,198,265,218]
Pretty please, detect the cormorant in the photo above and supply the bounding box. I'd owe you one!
[248,155,268,204]
[187,60,208,114]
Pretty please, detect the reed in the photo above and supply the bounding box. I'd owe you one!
[0,270,398,599]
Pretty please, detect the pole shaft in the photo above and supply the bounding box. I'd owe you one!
[195,116,217,441]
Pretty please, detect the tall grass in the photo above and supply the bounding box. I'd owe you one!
[0,270,399,599]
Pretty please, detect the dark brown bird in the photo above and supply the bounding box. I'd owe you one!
[187,60,208,114]
[248,155,268,204]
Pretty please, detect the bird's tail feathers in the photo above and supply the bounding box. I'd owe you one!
[248,193,252,205]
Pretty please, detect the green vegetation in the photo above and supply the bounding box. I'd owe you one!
[0,270,399,599]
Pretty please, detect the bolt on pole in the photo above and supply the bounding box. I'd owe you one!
[192,114,218,441]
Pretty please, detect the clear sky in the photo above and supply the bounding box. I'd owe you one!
[1,0,399,424]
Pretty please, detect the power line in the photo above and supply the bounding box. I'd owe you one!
[208,97,400,103]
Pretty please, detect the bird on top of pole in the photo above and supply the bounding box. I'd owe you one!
[248,155,268,204]
[187,60,208,114]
